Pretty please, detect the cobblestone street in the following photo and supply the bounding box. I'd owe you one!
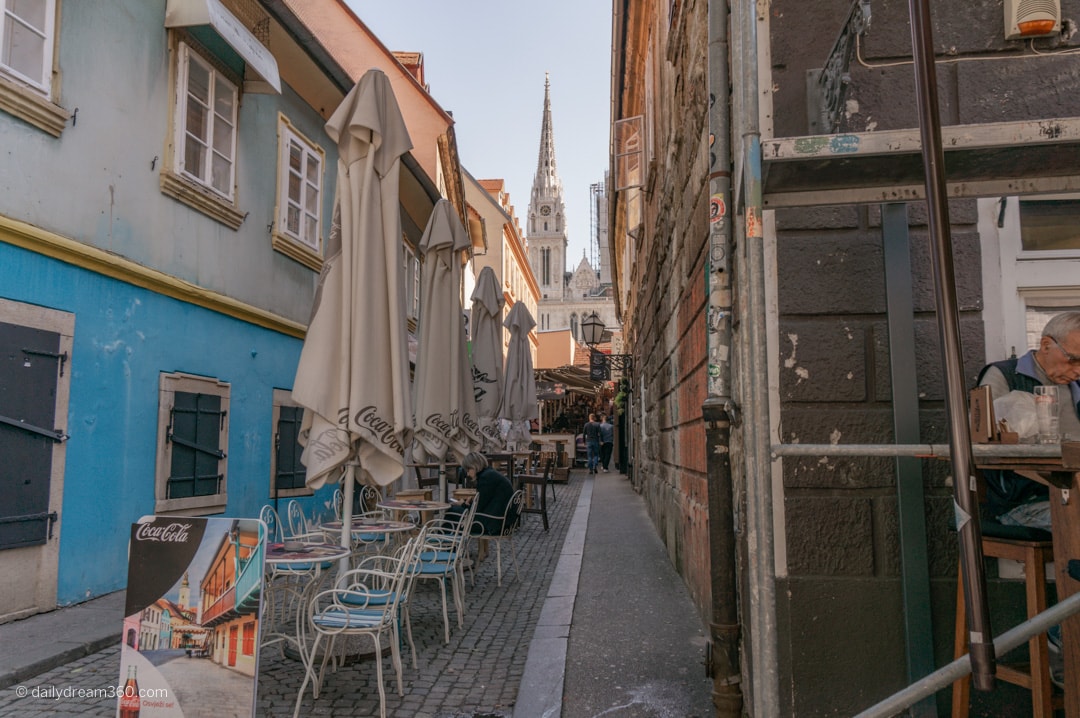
[0,478,582,718]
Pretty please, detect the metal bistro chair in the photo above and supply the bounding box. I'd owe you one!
[293,535,422,718]
[414,502,478,644]
[473,489,524,587]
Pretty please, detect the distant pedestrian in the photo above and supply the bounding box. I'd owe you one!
[583,413,602,474]
[599,414,614,472]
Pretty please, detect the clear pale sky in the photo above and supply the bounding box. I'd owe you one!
[346,1,613,270]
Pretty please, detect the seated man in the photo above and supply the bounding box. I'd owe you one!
[977,311,1080,530]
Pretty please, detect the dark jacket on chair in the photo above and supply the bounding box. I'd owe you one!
[472,467,517,535]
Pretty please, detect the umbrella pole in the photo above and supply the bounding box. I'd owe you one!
[339,462,357,579]
[438,460,447,503]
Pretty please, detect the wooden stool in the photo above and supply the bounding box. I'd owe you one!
[952,535,1059,717]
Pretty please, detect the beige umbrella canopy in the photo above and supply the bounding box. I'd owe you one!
[499,301,538,449]
[412,199,481,496]
[470,266,505,452]
[291,69,413,553]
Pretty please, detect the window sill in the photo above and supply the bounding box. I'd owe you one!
[271,486,314,499]
[154,494,227,516]
[160,172,245,230]
[0,75,69,138]
[271,232,323,271]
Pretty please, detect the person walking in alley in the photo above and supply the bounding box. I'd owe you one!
[599,413,614,472]
[583,413,602,474]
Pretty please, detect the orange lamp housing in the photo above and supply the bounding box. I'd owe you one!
[1005,0,1061,39]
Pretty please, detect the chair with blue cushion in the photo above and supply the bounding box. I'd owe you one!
[414,505,477,644]
[293,535,421,718]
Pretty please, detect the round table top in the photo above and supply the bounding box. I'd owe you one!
[377,499,451,512]
[322,518,415,533]
[266,542,350,565]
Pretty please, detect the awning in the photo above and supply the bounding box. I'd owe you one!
[165,0,281,93]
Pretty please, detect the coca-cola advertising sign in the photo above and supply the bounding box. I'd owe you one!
[118,516,266,717]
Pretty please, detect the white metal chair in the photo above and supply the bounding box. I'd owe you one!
[413,502,477,644]
[293,535,421,718]
[473,490,524,587]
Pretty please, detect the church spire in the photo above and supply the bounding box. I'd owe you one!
[532,73,563,201]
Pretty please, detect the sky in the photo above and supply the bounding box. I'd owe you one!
[346,1,613,270]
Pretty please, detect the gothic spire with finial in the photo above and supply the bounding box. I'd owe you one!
[532,73,563,201]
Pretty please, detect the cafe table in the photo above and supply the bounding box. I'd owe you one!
[262,542,350,657]
[320,517,415,555]
[974,442,1080,716]
[377,498,452,525]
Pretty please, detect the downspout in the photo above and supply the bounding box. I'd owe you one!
[703,0,742,715]
[733,0,781,715]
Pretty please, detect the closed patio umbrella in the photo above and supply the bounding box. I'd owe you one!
[412,199,481,499]
[470,266,505,452]
[291,69,413,562]
[499,302,538,450]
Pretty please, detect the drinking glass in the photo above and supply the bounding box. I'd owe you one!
[1034,385,1060,444]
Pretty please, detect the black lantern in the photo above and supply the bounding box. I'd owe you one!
[581,312,606,347]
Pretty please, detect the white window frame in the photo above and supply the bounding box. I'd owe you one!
[173,41,238,201]
[276,117,324,252]
[0,0,55,94]
[404,244,420,321]
[979,195,1080,361]
[154,372,229,515]
[271,115,325,270]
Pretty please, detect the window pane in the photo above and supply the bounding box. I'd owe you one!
[304,184,317,214]
[3,15,44,81]
[286,205,299,235]
[213,76,233,120]
[289,143,302,173]
[10,0,47,29]
[287,172,301,203]
[212,115,232,159]
[305,154,319,184]
[187,59,210,105]
[184,136,206,180]
[211,153,231,194]
[304,215,318,247]
[185,100,207,143]
[1020,200,1080,251]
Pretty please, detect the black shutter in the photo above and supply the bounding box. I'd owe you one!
[0,321,62,550]
[167,392,225,498]
[275,405,306,491]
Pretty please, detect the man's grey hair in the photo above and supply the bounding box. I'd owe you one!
[1042,312,1080,342]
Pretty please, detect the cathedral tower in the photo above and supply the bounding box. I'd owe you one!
[528,74,568,302]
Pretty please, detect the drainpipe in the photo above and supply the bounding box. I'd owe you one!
[731,0,781,715]
[703,0,742,715]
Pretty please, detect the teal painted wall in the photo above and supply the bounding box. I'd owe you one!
[1,242,335,604]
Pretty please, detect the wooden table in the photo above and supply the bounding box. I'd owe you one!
[976,446,1080,716]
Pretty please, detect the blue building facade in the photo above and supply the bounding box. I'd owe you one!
[0,0,420,618]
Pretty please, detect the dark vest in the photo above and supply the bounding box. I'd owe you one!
[977,357,1049,518]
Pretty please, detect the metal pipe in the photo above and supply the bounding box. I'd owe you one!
[734,0,780,712]
[906,0,995,686]
[771,443,1063,458]
[704,0,742,713]
[854,590,1080,718]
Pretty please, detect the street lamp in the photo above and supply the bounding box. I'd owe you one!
[581,312,632,381]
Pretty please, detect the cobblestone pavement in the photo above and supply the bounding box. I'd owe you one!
[0,477,582,718]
